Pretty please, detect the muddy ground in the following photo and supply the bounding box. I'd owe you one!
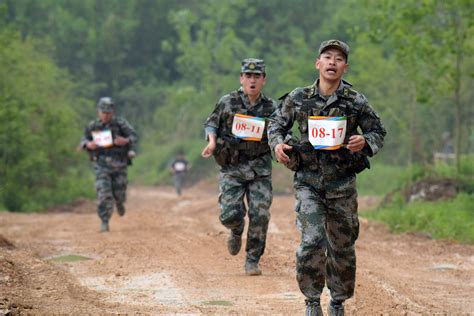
[0,183,473,315]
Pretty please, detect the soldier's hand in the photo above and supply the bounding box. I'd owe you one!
[201,143,216,158]
[114,136,129,146]
[346,135,366,152]
[86,141,98,150]
[275,143,292,164]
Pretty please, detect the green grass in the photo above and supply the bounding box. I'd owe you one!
[361,193,474,244]
[357,162,405,196]
[49,254,92,262]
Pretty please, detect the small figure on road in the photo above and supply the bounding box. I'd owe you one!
[170,152,190,196]
[268,40,386,315]
[80,97,138,233]
[201,58,277,276]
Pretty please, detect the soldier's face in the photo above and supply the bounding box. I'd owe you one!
[98,111,114,124]
[316,48,348,82]
[240,72,266,98]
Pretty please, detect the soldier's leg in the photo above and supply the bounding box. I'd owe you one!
[94,166,114,226]
[218,173,247,233]
[325,191,359,303]
[175,173,184,195]
[245,175,272,263]
[295,183,327,304]
[112,168,128,216]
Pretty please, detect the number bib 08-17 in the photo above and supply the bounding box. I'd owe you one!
[231,114,265,141]
[92,130,113,148]
[308,116,347,150]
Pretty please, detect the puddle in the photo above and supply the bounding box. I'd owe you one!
[202,300,233,306]
[431,263,457,271]
[80,272,184,306]
[261,291,300,300]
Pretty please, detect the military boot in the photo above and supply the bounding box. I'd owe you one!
[305,301,323,316]
[100,221,109,233]
[227,231,242,256]
[327,300,344,316]
[244,260,262,276]
[117,203,126,217]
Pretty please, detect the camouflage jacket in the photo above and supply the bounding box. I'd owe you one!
[204,88,277,179]
[268,79,386,176]
[81,117,138,168]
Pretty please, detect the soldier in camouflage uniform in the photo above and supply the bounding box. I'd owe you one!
[201,58,277,276]
[267,40,386,316]
[80,97,138,233]
[170,152,190,196]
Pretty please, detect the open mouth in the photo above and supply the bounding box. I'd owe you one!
[326,67,337,74]
[250,85,256,89]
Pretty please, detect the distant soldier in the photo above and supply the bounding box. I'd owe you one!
[201,58,277,276]
[268,40,386,315]
[80,97,138,232]
[170,152,190,196]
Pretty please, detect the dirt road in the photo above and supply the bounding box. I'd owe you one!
[1,184,473,315]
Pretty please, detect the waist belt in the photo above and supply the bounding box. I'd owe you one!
[237,141,270,157]
[97,148,127,157]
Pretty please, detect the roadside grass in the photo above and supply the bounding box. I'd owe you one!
[361,193,474,244]
[357,162,404,196]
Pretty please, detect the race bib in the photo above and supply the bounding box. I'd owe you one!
[231,114,265,141]
[92,130,113,148]
[308,116,347,150]
[174,162,186,172]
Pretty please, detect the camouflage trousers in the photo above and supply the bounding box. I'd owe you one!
[218,172,272,263]
[293,170,359,303]
[174,172,186,196]
[94,164,128,223]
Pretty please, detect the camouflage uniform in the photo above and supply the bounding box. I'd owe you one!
[268,57,386,304]
[170,156,189,196]
[204,59,277,267]
[81,98,138,227]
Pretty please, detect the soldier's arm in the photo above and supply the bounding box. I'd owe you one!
[203,101,222,141]
[80,122,96,150]
[267,94,295,151]
[117,118,138,147]
[202,101,223,158]
[357,96,386,157]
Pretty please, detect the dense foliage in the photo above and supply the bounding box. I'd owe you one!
[0,0,473,211]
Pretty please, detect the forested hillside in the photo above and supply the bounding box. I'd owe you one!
[1,0,472,211]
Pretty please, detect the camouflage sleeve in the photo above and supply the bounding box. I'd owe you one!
[357,95,386,157]
[118,118,138,145]
[203,101,223,139]
[267,93,296,151]
[79,121,95,149]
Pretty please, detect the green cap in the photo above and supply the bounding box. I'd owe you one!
[318,39,349,59]
[97,97,114,112]
[241,58,265,74]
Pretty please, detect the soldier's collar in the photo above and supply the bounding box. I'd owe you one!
[304,80,319,98]
[239,87,264,103]
[337,79,353,98]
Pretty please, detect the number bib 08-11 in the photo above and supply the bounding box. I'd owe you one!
[231,114,265,141]
[92,130,113,148]
[308,116,347,150]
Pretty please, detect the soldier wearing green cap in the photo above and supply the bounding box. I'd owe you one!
[201,58,276,276]
[268,40,386,315]
[80,97,138,233]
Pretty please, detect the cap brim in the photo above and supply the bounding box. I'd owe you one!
[321,45,348,58]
